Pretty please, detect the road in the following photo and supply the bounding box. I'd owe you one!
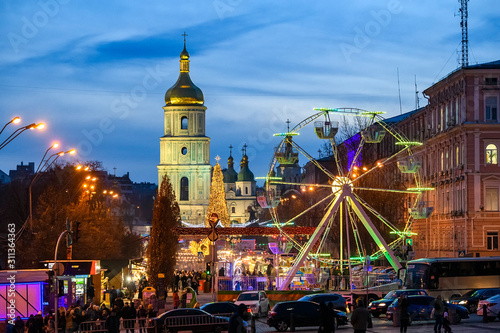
[252,314,500,332]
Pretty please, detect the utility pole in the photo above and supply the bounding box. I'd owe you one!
[54,227,71,333]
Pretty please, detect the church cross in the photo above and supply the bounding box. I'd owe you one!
[229,144,233,156]
[182,32,188,43]
[215,155,221,163]
[242,143,248,155]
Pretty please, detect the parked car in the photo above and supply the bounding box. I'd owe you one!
[386,295,469,325]
[200,302,251,320]
[450,288,500,313]
[234,290,270,317]
[267,301,348,332]
[147,308,236,333]
[477,294,500,321]
[368,289,428,317]
[297,293,347,312]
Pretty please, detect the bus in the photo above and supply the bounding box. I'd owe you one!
[402,257,500,300]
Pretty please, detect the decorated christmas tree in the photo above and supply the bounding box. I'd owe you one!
[205,157,231,227]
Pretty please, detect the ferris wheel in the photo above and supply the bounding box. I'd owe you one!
[258,108,434,290]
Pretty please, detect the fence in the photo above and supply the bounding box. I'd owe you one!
[77,314,234,333]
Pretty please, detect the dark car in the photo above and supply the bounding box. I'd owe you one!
[267,300,348,332]
[297,293,347,312]
[386,295,469,325]
[148,308,234,333]
[368,289,428,317]
[449,288,500,313]
[200,302,250,321]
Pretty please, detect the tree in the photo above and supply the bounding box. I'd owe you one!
[205,160,230,227]
[147,175,181,290]
[13,162,143,267]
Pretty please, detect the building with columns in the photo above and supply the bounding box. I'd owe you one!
[157,41,211,225]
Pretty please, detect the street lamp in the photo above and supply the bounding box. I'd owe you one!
[0,122,45,150]
[29,148,77,233]
[0,117,21,135]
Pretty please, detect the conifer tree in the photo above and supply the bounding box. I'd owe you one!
[205,159,230,227]
[147,175,181,290]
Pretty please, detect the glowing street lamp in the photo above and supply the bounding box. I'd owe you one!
[0,117,21,135]
[0,122,45,150]
[29,148,77,232]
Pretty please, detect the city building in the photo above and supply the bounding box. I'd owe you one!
[223,146,258,224]
[401,60,500,258]
[157,41,211,225]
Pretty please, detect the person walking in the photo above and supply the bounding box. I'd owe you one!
[14,316,24,333]
[229,304,247,333]
[398,295,410,333]
[350,299,370,333]
[57,307,66,333]
[137,304,147,333]
[433,295,445,333]
[105,306,121,333]
[173,291,180,309]
[327,302,336,333]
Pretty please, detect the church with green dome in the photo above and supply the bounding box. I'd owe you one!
[158,39,258,225]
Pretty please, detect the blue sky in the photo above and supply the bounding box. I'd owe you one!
[1,0,499,184]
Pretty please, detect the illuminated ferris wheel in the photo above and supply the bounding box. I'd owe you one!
[258,108,434,290]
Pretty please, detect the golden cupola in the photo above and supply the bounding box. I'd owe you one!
[164,41,204,105]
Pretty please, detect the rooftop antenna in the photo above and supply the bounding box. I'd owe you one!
[397,68,402,115]
[459,0,469,67]
[414,75,420,110]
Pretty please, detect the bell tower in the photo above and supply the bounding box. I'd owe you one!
[157,36,211,225]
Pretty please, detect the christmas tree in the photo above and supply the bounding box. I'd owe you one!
[147,175,181,289]
[205,157,231,227]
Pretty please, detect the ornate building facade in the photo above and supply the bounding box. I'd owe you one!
[157,42,211,225]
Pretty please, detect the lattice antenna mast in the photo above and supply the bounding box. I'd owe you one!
[459,0,469,67]
[415,75,420,110]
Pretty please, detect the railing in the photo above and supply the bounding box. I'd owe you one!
[77,315,232,333]
[78,318,151,333]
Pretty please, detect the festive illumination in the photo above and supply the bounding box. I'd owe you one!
[395,141,423,146]
[390,231,418,236]
[205,160,231,227]
[172,226,316,236]
[407,187,435,192]
[189,238,211,256]
[273,132,299,137]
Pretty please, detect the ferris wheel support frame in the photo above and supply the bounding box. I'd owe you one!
[279,183,402,290]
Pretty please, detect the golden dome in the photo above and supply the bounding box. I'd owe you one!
[164,43,204,105]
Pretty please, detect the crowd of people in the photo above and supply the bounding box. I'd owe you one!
[172,269,202,294]
[7,298,158,333]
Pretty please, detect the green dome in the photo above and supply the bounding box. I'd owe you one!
[237,155,254,181]
[223,156,238,183]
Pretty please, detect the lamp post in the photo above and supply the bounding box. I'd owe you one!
[29,148,76,233]
[0,122,44,150]
[0,116,21,135]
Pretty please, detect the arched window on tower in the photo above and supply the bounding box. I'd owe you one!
[181,116,188,130]
[231,207,235,214]
[180,177,189,201]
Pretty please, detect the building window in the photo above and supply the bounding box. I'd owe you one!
[231,207,235,214]
[485,187,499,211]
[180,177,189,201]
[181,116,188,130]
[245,187,248,195]
[181,147,187,155]
[487,231,499,250]
[485,96,498,121]
[486,144,497,164]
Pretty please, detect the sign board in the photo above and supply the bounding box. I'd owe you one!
[406,238,413,246]
[208,230,218,242]
[198,252,204,258]
[458,250,465,257]
[209,213,218,228]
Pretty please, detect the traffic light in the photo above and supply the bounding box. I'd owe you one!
[66,219,72,247]
[73,221,81,243]
[206,262,211,275]
[58,280,64,297]
[46,271,55,293]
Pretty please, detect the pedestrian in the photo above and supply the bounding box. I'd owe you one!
[318,301,327,333]
[398,295,410,333]
[65,308,74,333]
[57,307,66,333]
[137,304,147,333]
[27,314,36,333]
[327,302,336,333]
[14,316,24,333]
[105,306,121,333]
[46,315,56,333]
[350,299,370,333]
[228,304,247,333]
[442,307,452,333]
[433,295,444,333]
[146,304,157,319]
[173,291,180,309]
[34,311,44,333]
